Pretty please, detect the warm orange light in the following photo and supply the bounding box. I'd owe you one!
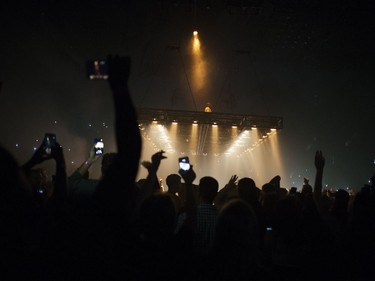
[204,102,212,112]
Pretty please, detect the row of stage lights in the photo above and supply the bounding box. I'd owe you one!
[146,120,277,143]
[150,119,277,132]
[140,121,278,158]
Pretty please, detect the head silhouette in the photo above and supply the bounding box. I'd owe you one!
[237,177,259,204]
[199,176,219,204]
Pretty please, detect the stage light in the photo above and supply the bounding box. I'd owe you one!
[135,108,283,187]
[193,31,198,36]
[211,122,219,159]
[193,35,200,49]
[268,124,285,183]
[204,102,213,112]
[153,124,175,153]
[190,121,198,154]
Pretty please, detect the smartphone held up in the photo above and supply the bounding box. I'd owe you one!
[87,60,108,80]
[94,138,104,155]
[178,157,190,173]
[43,133,56,155]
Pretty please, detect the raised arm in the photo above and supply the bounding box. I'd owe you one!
[67,145,102,196]
[179,166,197,216]
[22,139,52,173]
[139,150,167,199]
[313,150,325,205]
[92,55,142,226]
[109,55,141,166]
[214,174,238,209]
[75,145,101,177]
[22,139,67,207]
[95,56,141,189]
[48,142,68,204]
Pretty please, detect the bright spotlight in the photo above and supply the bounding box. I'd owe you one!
[193,31,198,36]
[172,121,178,125]
[271,128,277,132]
[204,102,213,112]
[232,125,237,128]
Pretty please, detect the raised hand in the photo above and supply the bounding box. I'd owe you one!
[315,150,325,171]
[151,150,167,172]
[227,174,238,188]
[314,150,325,200]
[179,165,196,185]
[22,139,53,171]
[51,142,65,164]
[141,160,153,172]
[87,145,102,164]
[107,55,131,91]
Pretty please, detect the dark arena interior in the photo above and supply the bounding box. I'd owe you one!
[1,1,375,280]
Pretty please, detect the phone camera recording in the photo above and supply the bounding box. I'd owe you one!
[94,138,104,155]
[87,60,108,80]
[179,157,190,172]
[43,133,56,155]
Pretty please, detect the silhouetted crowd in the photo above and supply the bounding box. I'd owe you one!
[1,56,374,281]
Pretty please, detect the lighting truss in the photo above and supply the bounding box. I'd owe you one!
[136,108,283,130]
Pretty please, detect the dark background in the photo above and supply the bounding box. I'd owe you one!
[1,0,374,189]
